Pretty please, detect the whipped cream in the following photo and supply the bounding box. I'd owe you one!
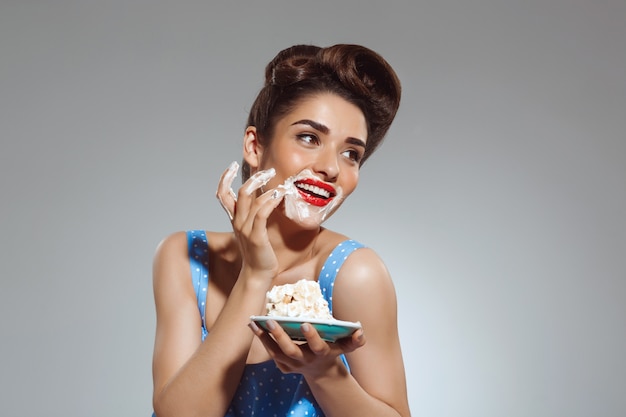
[265,279,332,319]
[279,169,344,227]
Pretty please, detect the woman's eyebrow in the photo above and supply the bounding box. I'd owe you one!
[291,119,329,134]
[346,137,366,149]
[291,119,366,148]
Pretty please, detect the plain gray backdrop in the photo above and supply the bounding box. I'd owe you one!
[1,1,625,416]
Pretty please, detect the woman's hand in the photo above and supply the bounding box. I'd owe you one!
[249,319,366,378]
[216,161,286,281]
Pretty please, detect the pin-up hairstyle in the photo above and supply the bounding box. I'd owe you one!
[242,43,401,181]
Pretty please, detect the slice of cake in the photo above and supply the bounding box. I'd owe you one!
[265,279,332,320]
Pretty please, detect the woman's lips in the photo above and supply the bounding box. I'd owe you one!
[293,179,336,207]
[280,170,344,225]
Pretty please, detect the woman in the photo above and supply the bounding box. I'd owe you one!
[151,44,410,417]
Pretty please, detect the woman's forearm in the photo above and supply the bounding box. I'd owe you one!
[153,276,269,417]
[305,362,408,417]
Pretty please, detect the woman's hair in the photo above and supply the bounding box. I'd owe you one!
[242,43,401,181]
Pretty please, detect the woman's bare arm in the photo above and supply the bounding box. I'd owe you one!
[151,231,269,417]
[152,167,287,417]
[310,247,411,416]
[252,247,411,417]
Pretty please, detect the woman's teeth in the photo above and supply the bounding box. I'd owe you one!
[296,183,331,199]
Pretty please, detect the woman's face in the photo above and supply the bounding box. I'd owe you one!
[259,93,368,226]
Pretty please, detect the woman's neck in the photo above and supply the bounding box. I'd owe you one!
[267,219,324,275]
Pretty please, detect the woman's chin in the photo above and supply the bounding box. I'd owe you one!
[283,194,342,228]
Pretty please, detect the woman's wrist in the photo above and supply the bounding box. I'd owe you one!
[304,357,351,386]
[239,265,277,286]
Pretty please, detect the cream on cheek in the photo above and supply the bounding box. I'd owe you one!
[277,169,347,227]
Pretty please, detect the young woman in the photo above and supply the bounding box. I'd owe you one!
[151,44,410,417]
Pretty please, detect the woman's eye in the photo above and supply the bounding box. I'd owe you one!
[342,149,363,163]
[296,133,319,144]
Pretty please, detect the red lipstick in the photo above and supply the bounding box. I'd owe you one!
[293,178,336,207]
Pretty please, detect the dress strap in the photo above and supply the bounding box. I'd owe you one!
[186,230,209,340]
[318,239,365,314]
[317,239,365,372]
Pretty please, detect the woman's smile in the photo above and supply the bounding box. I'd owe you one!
[293,176,337,207]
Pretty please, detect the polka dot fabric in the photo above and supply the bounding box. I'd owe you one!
[152,231,365,417]
[317,240,365,314]
[188,230,210,340]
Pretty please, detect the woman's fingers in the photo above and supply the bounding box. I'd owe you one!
[247,187,286,235]
[249,318,366,376]
[216,163,280,224]
[235,169,284,240]
[300,323,331,355]
[216,161,239,220]
[300,323,365,355]
[243,168,276,196]
[248,320,299,363]
[217,166,285,275]
[336,328,366,353]
[233,167,277,226]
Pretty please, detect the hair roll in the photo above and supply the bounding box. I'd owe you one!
[242,43,401,181]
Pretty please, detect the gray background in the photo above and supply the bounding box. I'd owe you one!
[1,1,625,416]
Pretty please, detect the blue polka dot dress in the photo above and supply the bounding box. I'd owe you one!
[186,230,364,417]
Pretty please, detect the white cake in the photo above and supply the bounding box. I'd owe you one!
[265,279,332,319]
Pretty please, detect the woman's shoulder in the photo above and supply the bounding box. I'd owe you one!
[316,229,384,274]
[323,233,394,317]
[317,228,355,250]
[317,228,375,258]
[153,230,188,261]
[153,230,238,287]
[154,230,235,255]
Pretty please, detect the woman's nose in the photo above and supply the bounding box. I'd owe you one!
[313,148,339,181]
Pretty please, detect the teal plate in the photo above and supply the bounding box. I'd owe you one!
[250,316,362,342]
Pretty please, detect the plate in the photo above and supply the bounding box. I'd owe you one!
[250,315,361,342]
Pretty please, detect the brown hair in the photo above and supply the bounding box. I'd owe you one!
[242,44,401,181]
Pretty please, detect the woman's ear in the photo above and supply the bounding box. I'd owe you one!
[243,126,263,170]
